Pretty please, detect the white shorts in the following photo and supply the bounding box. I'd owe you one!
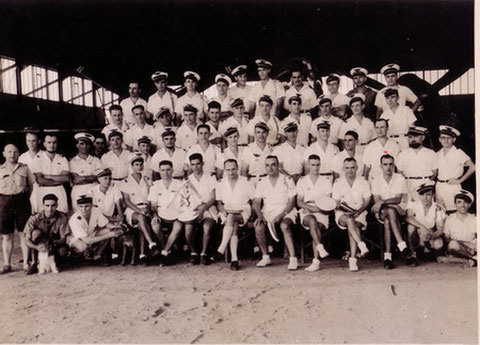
[335,210,367,230]
[220,205,251,226]
[125,203,149,227]
[299,209,328,229]
[199,205,219,221]
[436,182,461,212]
[263,207,297,224]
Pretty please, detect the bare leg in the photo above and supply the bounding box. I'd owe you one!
[280,219,295,257]
[19,232,29,270]
[163,221,183,252]
[255,222,269,255]
[185,223,196,253]
[201,218,214,255]
[133,213,156,245]
[2,234,13,266]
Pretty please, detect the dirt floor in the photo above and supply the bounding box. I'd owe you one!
[0,240,477,345]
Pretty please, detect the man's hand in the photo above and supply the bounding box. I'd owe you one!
[254,215,266,228]
[112,229,123,238]
[371,201,384,214]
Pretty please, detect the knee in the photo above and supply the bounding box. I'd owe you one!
[407,225,416,235]
[280,223,292,235]
[447,240,460,252]
[432,238,444,250]
[254,225,265,236]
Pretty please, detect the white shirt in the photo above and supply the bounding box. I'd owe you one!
[101,150,131,180]
[188,173,217,203]
[19,150,43,169]
[273,142,305,175]
[397,147,438,178]
[370,172,406,200]
[176,123,199,150]
[363,138,401,176]
[150,147,186,178]
[296,174,333,204]
[148,179,184,211]
[375,85,418,113]
[246,115,280,145]
[216,176,255,211]
[303,141,339,174]
[248,79,285,116]
[338,115,376,151]
[254,174,296,214]
[328,92,351,108]
[119,97,148,126]
[228,84,253,112]
[332,176,371,209]
[90,184,122,217]
[69,154,103,179]
[204,121,222,142]
[68,207,109,241]
[175,92,207,120]
[219,116,250,145]
[310,115,344,145]
[437,146,470,180]
[241,142,274,176]
[152,124,178,150]
[101,123,129,140]
[124,123,156,150]
[215,146,245,171]
[120,174,150,205]
[283,83,317,111]
[31,151,69,176]
[185,143,220,176]
[380,105,417,137]
[406,200,446,230]
[280,113,312,147]
[209,95,234,112]
[147,91,177,116]
[444,212,476,242]
[332,150,365,178]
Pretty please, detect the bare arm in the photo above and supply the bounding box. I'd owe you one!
[34,172,69,186]
[71,173,97,185]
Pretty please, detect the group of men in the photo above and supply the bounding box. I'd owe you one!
[0,59,476,275]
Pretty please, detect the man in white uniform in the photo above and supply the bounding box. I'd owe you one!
[325,73,350,120]
[228,64,252,113]
[303,122,338,179]
[175,71,206,122]
[124,105,156,151]
[241,122,274,185]
[436,125,475,213]
[152,107,177,149]
[102,104,129,141]
[31,133,70,213]
[204,101,223,145]
[185,124,220,177]
[346,67,377,122]
[332,130,365,179]
[176,104,200,150]
[209,73,234,113]
[147,71,177,116]
[19,128,43,213]
[332,158,371,271]
[119,81,148,126]
[219,98,251,146]
[246,95,281,145]
[280,94,312,147]
[310,96,344,145]
[274,122,305,182]
[252,156,298,270]
[90,168,123,222]
[151,130,187,181]
[215,127,245,178]
[101,131,131,181]
[283,69,317,113]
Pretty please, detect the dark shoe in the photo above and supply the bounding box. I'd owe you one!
[0,265,12,274]
[212,251,225,263]
[200,255,212,266]
[26,264,38,275]
[150,244,160,258]
[138,255,148,266]
[160,254,175,266]
[400,247,410,259]
[383,259,394,270]
[230,260,239,271]
[189,254,200,265]
[407,256,418,267]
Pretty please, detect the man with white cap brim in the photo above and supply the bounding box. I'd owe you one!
[147,71,177,117]
[228,64,253,113]
[346,67,377,121]
[175,71,207,122]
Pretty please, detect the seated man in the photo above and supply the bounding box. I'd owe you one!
[24,194,70,275]
[296,154,332,272]
[90,168,123,222]
[440,190,476,266]
[405,182,446,267]
[120,154,161,263]
[215,159,255,270]
[370,154,409,269]
[332,158,371,271]
[67,194,123,265]
[252,155,298,270]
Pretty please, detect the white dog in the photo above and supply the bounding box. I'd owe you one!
[37,242,59,274]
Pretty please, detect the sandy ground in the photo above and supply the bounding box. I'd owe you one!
[0,242,477,345]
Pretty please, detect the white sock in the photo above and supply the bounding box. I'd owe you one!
[230,235,239,261]
[218,224,233,254]
[149,242,157,249]
[384,252,392,261]
[161,250,168,256]
[397,241,407,251]
[268,245,274,253]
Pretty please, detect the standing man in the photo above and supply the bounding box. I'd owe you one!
[274,122,305,183]
[215,127,245,178]
[396,126,438,201]
[69,133,103,211]
[119,81,148,127]
[346,67,377,122]
[147,71,177,117]
[204,101,223,145]
[280,94,312,147]
[175,71,206,122]
[124,105,156,151]
[228,64,253,114]
[31,133,70,214]
[375,63,420,118]
[436,125,475,213]
[176,104,200,151]
[253,156,298,270]
[241,122,274,185]
[283,69,317,113]
[248,59,285,118]
[101,131,131,181]
[19,127,43,213]
[151,130,187,181]
[332,130,365,179]
[102,105,129,140]
[90,168,123,222]
[152,107,177,149]
[210,74,234,112]
[324,73,350,120]
[303,122,338,178]
[93,134,108,159]
[246,95,281,145]
[219,98,251,147]
[186,125,220,177]
[0,144,34,274]
[310,96,344,146]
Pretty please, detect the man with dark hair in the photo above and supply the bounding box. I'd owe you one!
[332,130,365,180]
[219,98,251,146]
[325,73,350,120]
[93,134,108,159]
[253,155,298,270]
[246,95,281,145]
[175,71,207,122]
[186,124,220,177]
[124,104,155,151]
[274,122,305,183]
[119,81,148,127]
[147,71,177,117]
[101,131,131,181]
[152,107,177,150]
[151,130,187,181]
[24,194,70,274]
[310,96,344,146]
[205,100,222,144]
[346,67,377,121]
[177,104,200,150]
[0,144,34,274]
[284,69,317,114]
[102,104,129,140]
[280,94,312,147]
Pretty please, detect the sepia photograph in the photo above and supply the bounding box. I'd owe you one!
[0,0,477,343]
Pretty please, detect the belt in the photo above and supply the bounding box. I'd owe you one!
[249,174,267,178]
[437,179,449,183]
[237,144,248,147]
[406,176,432,180]
[173,176,184,180]
[389,134,407,138]
[319,172,333,176]
[300,110,310,114]
[112,177,125,181]
[136,202,149,207]
[358,142,369,146]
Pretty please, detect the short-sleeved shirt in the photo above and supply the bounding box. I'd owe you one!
[215,147,245,170]
[437,146,471,180]
[228,84,253,113]
[406,200,446,230]
[380,105,417,137]
[119,97,148,126]
[31,151,69,179]
[69,154,103,179]
[363,138,401,176]
[204,121,222,142]
[310,115,345,145]
[216,176,255,211]
[397,147,438,178]
[90,184,122,217]
[346,87,377,120]
[101,150,131,180]
[175,92,207,120]
[370,172,406,200]
[69,207,109,241]
[332,176,371,210]
[0,163,33,195]
[246,115,280,145]
[303,141,339,174]
[19,150,43,169]
[375,85,418,113]
[248,78,285,116]
[120,174,150,205]
[188,173,217,203]
[218,116,250,145]
[148,179,184,211]
[147,91,177,116]
[283,84,317,111]
[273,142,305,175]
[444,212,476,242]
[150,147,186,178]
[331,150,365,178]
[338,115,376,150]
[124,123,156,149]
[296,174,333,204]
[280,113,312,147]
[241,142,274,176]
[209,95,234,112]
[185,143,220,176]
[101,123,129,141]
[254,174,296,214]
[328,92,351,108]
[24,210,70,242]
[176,124,199,150]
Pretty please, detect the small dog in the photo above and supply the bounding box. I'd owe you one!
[120,228,137,266]
[37,241,59,274]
